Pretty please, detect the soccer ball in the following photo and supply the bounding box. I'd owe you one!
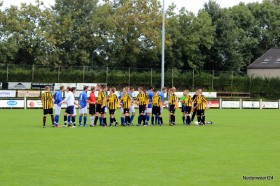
[194,121,200,125]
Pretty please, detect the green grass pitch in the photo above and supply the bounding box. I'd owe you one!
[0,109,279,186]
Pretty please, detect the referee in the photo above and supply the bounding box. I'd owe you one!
[41,86,54,128]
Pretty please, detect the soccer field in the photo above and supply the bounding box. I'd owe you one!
[0,109,279,186]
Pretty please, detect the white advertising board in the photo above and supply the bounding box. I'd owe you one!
[27,100,42,108]
[243,101,260,108]
[76,83,98,90]
[54,83,77,90]
[8,82,31,89]
[0,100,24,108]
[222,101,240,108]
[0,90,16,97]
[262,102,279,109]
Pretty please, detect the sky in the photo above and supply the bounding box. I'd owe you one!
[1,0,263,13]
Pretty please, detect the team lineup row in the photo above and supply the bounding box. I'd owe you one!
[41,85,210,128]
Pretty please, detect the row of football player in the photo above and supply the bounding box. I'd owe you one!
[41,85,209,128]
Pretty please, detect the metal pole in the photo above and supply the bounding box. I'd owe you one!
[212,70,214,90]
[106,66,109,84]
[172,69,174,87]
[128,67,131,87]
[83,66,85,83]
[192,69,195,90]
[161,0,165,88]
[32,64,35,82]
[6,64,9,82]
[151,68,153,86]
[57,65,60,83]
[231,71,233,91]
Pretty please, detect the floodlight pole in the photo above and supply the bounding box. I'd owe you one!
[161,0,165,89]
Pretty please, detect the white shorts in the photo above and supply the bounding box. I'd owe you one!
[55,104,62,115]
[130,105,135,113]
[79,107,87,115]
[146,108,152,114]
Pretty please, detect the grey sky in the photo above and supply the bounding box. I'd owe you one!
[1,0,262,13]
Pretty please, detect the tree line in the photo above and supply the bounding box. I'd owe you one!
[0,0,279,72]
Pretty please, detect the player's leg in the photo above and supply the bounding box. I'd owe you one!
[186,107,191,125]
[130,105,135,125]
[196,110,202,124]
[43,109,47,128]
[145,105,152,125]
[49,109,54,127]
[120,107,125,126]
[201,110,205,126]
[124,109,131,126]
[181,106,185,124]
[79,108,83,126]
[103,107,107,126]
[191,109,196,122]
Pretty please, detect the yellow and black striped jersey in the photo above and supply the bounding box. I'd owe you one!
[107,93,118,110]
[152,94,161,107]
[136,92,148,105]
[169,93,177,105]
[120,93,132,109]
[183,95,193,107]
[97,91,105,105]
[193,95,207,110]
[41,92,53,109]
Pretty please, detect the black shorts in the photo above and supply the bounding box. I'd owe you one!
[197,110,205,115]
[139,105,146,114]
[184,106,192,114]
[152,106,160,115]
[109,109,116,115]
[169,105,175,114]
[123,108,130,114]
[96,104,105,114]
[89,104,96,115]
[43,108,53,115]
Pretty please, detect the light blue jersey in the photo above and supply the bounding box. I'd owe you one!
[158,91,165,102]
[54,91,63,104]
[147,90,153,108]
[79,91,88,108]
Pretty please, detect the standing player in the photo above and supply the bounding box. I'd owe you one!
[180,92,186,124]
[88,86,96,127]
[182,90,193,125]
[103,85,108,126]
[107,87,119,127]
[53,85,64,127]
[193,89,208,126]
[63,87,71,127]
[78,86,88,127]
[135,87,149,126]
[151,89,162,126]
[128,88,136,125]
[169,88,177,126]
[145,86,154,125]
[60,87,77,128]
[191,89,200,122]
[94,85,106,126]
[158,87,167,124]
[120,88,132,126]
[41,86,54,128]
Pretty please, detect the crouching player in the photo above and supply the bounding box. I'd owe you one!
[193,89,208,126]
[151,89,162,126]
[120,89,132,126]
[182,90,193,125]
[107,87,119,126]
[135,87,148,126]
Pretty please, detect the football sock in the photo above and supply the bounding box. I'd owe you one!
[64,116,67,124]
[67,115,71,123]
[130,115,134,123]
[99,117,104,126]
[191,111,196,121]
[51,115,54,124]
[90,116,94,125]
[201,115,205,124]
[43,116,46,126]
[155,115,159,124]
[103,117,107,125]
[146,115,150,122]
[197,116,201,123]
[84,116,87,125]
[138,116,141,124]
[187,116,191,125]
[79,116,82,124]
[121,117,125,125]
[94,116,98,125]
[110,118,113,125]
[72,116,76,125]
[182,116,185,124]
[151,116,154,125]
[159,117,163,125]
